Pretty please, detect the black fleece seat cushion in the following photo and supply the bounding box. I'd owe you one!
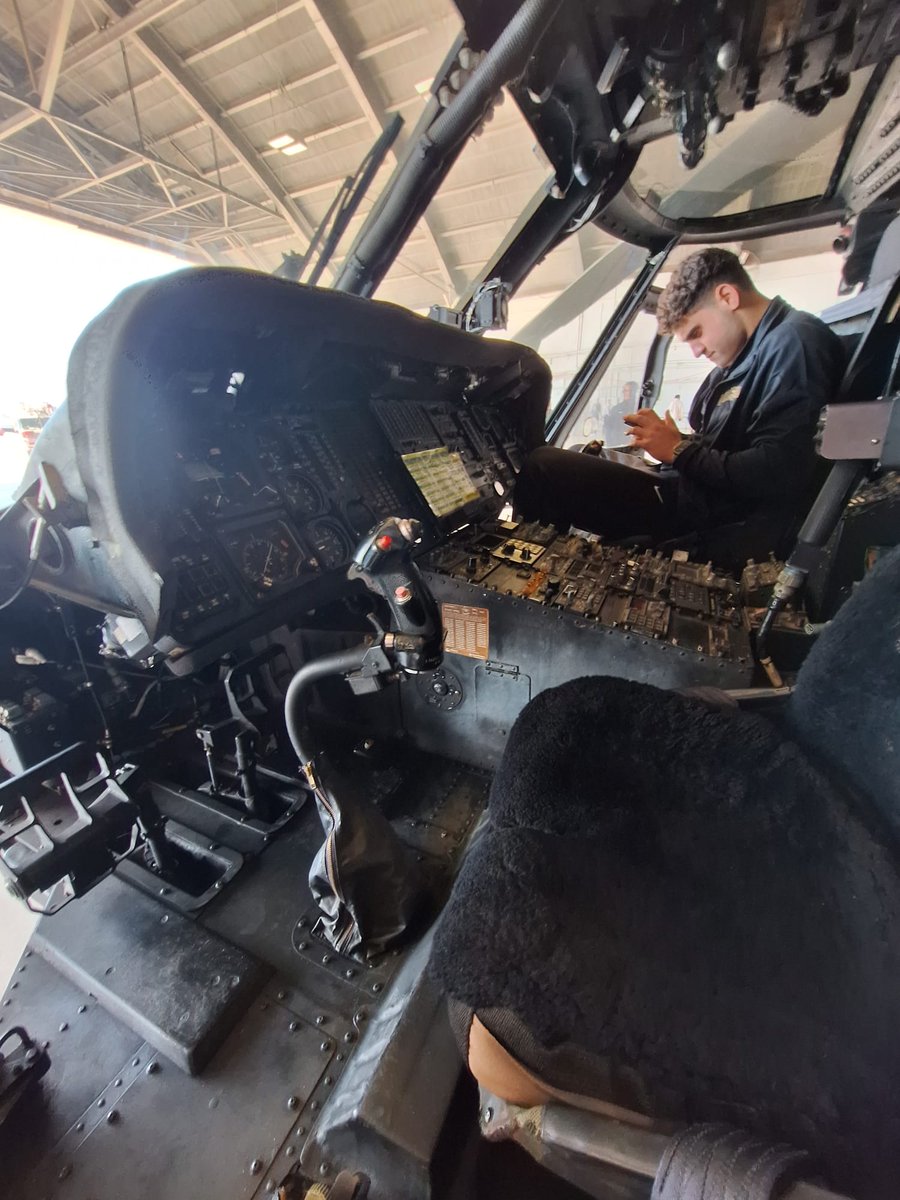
[429,676,900,1199]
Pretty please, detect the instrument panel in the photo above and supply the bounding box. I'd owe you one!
[424,520,752,663]
[153,384,535,662]
[151,360,540,659]
[164,404,424,642]
[27,269,549,666]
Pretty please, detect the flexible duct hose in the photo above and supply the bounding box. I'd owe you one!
[283,642,426,955]
[283,644,370,766]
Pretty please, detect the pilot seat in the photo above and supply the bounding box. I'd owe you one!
[429,543,900,1200]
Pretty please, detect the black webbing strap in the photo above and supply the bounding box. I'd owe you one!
[652,1123,811,1200]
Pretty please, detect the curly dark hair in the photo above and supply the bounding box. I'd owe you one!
[656,248,755,334]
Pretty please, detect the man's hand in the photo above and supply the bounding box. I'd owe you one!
[622,410,682,463]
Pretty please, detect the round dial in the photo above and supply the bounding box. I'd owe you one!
[222,522,305,594]
[306,518,352,571]
[221,472,256,510]
[185,449,257,518]
[280,471,323,518]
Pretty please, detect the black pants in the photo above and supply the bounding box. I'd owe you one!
[515,446,682,541]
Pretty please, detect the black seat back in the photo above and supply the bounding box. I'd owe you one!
[787,542,900,844]
[836,275,900,405]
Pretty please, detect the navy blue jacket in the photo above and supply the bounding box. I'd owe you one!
[669,296,845,559]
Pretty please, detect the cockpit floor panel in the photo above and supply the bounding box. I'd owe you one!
[1,745,490,1200]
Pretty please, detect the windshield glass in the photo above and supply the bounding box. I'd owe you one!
[504,238,651,408]
[373,90,551,314]
[401,55,877,448]
[556,241,844,454]
[650,246,845,419]
[496,69,873,426]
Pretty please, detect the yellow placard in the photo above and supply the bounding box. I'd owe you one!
[402,447,479,517]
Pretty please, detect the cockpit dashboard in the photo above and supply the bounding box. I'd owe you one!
[8,269,549,675]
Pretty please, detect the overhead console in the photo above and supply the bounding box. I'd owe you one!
[457,0,900,174]
[9,269,549,672]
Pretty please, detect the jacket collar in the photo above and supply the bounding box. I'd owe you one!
[722,296,791,381]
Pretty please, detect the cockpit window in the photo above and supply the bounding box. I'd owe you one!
[631,67,874,220]
[520,232,845,451]
[504,241,650,408]
[373,91,551,314]
[558,305,660,448]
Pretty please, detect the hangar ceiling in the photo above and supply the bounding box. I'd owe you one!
[1,0,875,320]
[0,0,559,310]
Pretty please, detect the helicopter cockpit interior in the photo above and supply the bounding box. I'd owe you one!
[1,1,900,1198]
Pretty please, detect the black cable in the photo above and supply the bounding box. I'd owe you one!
[55,603,113,753]
[283,644,371,765]
[0,556,37,612]
[0,499,21,526]
[0,472,38,527]
[0,493,46,610]
[26,657,179,684]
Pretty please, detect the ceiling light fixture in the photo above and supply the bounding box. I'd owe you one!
[281,140,308,156]
[267,132,297,150]
[414,78,432,95]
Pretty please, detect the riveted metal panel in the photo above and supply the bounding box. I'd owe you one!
[18,1000,331,1200]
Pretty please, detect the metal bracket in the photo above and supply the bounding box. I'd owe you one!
[465,277,512,334]
[0,744,138,913]
[483,659,521,678]
[0,1025,50,1127]
[222,643,287,736]
[346,642,396,696]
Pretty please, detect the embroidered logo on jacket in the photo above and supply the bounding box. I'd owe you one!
[717,385,741,406]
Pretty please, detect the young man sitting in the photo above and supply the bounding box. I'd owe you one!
[514,247,845,571]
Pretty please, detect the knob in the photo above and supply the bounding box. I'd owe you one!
[716,40,738,71]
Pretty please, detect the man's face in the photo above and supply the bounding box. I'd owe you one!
[672,284,748,369]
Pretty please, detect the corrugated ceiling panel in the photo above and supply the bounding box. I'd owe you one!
[190,24,323,101]
[156,0,287,50]
[0,0,626,309]
[348,0,455,47]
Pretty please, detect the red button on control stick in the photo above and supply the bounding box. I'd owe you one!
[394,585,412,603]
[376,535,393,551]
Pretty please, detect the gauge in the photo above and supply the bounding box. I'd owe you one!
[280,470,323,518]
[306,518,352,571]
[222,471,257,509]
[256,436,289,474]
[221,521,306,595]
[181,441,261,519]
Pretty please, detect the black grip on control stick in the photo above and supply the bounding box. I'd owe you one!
[347,518,442,672]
